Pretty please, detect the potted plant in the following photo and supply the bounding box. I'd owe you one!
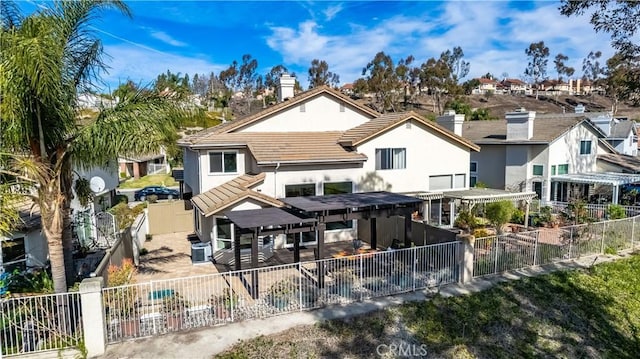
[161,292,190,330]
[209,288,238,320]
[268,279,297,310]
[104,259,140,337]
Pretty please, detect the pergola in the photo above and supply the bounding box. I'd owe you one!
[440,188,537,227]
[223,191,422,298]
[551,172,640,204]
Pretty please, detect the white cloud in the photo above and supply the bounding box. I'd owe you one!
[149,31,187,47]
[323,4,343,21]
[264,1,614,85]
[100,45,226,91]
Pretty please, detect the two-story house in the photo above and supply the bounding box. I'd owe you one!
[443,108,614,203]
[179,75,479,265]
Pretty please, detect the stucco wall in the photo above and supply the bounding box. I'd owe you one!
[357,120,471,193]
[548,125,600,175]
[183,147,201,195]
[471,145,506,189]
[238,95,373,132]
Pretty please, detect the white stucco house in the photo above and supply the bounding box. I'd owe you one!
[450,107,640,205]
[179,75,479,265]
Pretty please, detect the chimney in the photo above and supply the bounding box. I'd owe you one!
[576,78,581,94]
[276,73,295,102]
[575,104,585,114]
[590,113,613,137]
[436,110,465,136]
[506,108,536,140]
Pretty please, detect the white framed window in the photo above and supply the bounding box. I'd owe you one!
[429,175,453,191]
[375,148,406,170]
[323,181,354,230]
[285,183,316,197]
[215,217,233,250]
[579,140,592,155]
[209,151,237,174]
[454,174,466,188]
[470,162,478,173]
[532,165,544,176]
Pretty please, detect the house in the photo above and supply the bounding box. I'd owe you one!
[339,83,354,96]
[589,113,638,156]
[118,150,169,180]
[0,206,48,274]
[501,78,530,95]
[472,78,498,95]
[179,76,479,265]
[446,107,637,204]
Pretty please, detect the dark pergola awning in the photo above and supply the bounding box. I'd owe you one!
[281,191,423,212]
[223,207,316,229]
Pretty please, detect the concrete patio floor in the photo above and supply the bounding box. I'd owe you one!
[136,231,219,282]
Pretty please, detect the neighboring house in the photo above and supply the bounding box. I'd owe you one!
[501,78,530,95]
[179,78,478,265]
[0,207,48,274]
[590,114,638,156]
[340,83,354,96]
[118,150,169,179]
[448,107,623,203]
[472,78,498,95]
[71,162,120,248]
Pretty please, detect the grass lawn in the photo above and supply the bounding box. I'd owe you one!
[118,174,178,189]
[216,253,640,358]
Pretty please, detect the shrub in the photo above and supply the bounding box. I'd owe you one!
[485,201,515,234]
[161,292,190,316]
[473,228,491,238]
[454,210,478,232]
[538,206,552,226]
[107,258,136,287]
[109,202,145,230]
[114,194,128,204]
[511,209,525,225]
[606,204,626,220]
[147,194,158,203]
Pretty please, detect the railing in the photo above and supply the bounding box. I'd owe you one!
[147,163,168,175]
[473,216,637,277]
[545,201,640,219]
[1,292,82,357]
[101,241,460,343]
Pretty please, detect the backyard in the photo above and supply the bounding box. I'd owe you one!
[216,253,640,359]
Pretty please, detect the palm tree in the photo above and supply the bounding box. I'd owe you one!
[1,0,183,293]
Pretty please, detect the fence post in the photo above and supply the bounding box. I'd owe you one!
[412,246,417,291]
[229,274,234,322]
[298,263,303,311]
[568,227,573,259]
[533,231,539,266]
[79,277,107,358]
[601,221,607,254]
[457,234,475,284]
[494,236,499,274]
[150,281,156,334]
[632,217,636,251]
[359,254,364,302]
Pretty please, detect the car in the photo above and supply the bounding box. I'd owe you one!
[134,186,180,201]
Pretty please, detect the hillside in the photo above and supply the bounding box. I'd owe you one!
[402,93,639,120]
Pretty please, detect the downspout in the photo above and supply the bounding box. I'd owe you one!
[274,162,281,197]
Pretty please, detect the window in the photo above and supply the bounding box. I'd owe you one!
[429,175,452,191]
[558,164,569,175]
[533,165,544,176]
[580,140,592,155]
[215,218,232,250]
[323,182,353,230]
[285,183,316,197]
[551,165,556,176]
[470,162,477,173]
[2,237,26,272]
[470,176,478,187]
[323,182,352,195]
[209,151,237,173]
[454,174,466,188]
[533,181,543,200]
[375,148,406,170]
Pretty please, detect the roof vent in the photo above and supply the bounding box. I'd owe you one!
[514,107,526,112]
[575,104,585,114]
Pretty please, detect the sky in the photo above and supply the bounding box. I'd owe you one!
[20,0,616,92]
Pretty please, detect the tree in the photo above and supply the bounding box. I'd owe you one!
[582,51,606,86]
[485,201,515,234]
[524,41,550,99]
[362,51,399,112]
[154,70,191,99]
[307,59,340,89]
[0,0,183,292]
[420,46,470,114]
[561,1,640,102]
[395,55,416,107]
[605,52,633,114]
[554,53,575,82]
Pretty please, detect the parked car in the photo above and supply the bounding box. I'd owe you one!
[134,186,180,201]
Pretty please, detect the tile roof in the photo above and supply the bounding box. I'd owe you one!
[339,111,480,151]
[461,116,599,144]
[598,153,640,173]
[502,78,526,86]
[180,86,379,144]
[191,173,284,217]
[186,131,367,164]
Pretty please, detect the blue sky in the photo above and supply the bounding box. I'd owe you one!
[21,1,615,92]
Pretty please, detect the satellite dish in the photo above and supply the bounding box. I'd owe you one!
[89,176,106,193]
